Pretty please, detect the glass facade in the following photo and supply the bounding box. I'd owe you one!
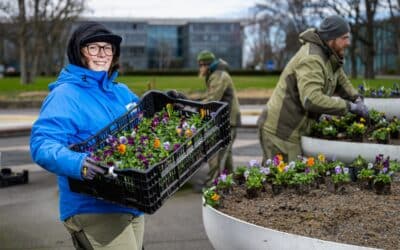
[77,18,243,70]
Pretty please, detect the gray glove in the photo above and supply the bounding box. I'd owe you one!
[165,90,187,99]
[81,158,105,180]
[349,101,369,118]
[354,96,364,104]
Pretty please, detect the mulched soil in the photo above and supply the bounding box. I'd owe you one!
[217,178,400,250]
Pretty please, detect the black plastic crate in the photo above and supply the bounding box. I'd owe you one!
[68,90,230,213]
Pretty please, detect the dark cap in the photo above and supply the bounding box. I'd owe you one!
[317,15,350,41]
[67,22,122,67]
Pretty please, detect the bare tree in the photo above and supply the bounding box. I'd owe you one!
[249,0,318,69]
[387,0,400,72]
[157,40,172,70]
[2,0,85,84]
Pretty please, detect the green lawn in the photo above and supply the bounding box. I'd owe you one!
[0,75,399,97]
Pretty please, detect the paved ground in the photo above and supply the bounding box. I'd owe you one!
[0,128,262,250]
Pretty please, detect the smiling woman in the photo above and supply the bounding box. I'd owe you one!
[30,21,145,250]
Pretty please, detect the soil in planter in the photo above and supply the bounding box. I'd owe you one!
[217,181,400,250]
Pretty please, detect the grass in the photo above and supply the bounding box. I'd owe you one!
[0,75,399,98]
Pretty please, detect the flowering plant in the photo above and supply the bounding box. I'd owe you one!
[267,156,295,186]
[358,83,400,98]
[350,155,368,169]
[289,172,315,185]
[370,127,391,143]
[372,154,392,184]
[88,104,206,170]
[357,168,375,180]
[328,164,351,184]
[214,172,234,192]
[203,186,221,207]
[346,122,366,139]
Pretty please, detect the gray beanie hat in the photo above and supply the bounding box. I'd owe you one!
[317,15,350,41]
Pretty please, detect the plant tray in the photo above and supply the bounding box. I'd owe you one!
[0,168,29,188]
[68,90,230,213]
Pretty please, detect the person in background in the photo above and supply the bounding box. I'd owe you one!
[30,22,144,250]
[196,50,241,187]
[258,15,369,163]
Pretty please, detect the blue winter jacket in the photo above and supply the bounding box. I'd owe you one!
[30,64,143,221]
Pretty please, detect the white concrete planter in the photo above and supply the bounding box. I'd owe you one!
[202,202,380,250]
[301,136,400,163]
[364,98,400,119]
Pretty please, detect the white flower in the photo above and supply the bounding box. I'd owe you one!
[244,170,250,179]
[367,163,373,169]
[182,122,189,129]
[260,167,270,175]
[343,167,349,174]
[288,161,296,169]
[119,136,128,144]
[131,130,136,137]
[248,159,260,168]
[265,159,272,166]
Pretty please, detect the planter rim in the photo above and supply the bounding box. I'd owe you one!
[301,135,400,163]
[202,198,381,250]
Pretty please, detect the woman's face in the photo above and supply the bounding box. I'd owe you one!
[81,42,114,72]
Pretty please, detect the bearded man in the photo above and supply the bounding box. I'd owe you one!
[258,15,369,162]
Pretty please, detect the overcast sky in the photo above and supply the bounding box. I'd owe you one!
[84,0,259,18]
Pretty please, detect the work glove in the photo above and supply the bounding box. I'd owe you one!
[354,96,364,104]
[349,101,369,118]
[319,114,332,122]
[165,90,187,99]
[81,158,105,180]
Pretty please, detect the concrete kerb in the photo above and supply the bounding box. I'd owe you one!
[0,98,265,136]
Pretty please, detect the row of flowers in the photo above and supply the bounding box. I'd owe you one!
[358,82,400,98]
[311,110,400,143]
[87,104,209,170]
[204,154,400,208]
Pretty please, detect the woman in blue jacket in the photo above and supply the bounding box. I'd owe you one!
[30,22,144,249]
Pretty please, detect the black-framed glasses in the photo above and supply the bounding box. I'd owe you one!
[85,44,114,56]
[198,63,209,67]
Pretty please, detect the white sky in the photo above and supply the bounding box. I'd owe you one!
[85,0,259,18]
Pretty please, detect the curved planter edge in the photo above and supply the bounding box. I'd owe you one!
[202,201,381,250]
[364,97,400,119]
[301,136,400,163]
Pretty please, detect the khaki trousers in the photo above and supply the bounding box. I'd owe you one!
[64,213,144,250]
[206,127,237,186]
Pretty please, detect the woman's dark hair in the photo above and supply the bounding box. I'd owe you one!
[67,22,122,76]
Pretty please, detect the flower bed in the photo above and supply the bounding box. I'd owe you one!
[68,90,230,213]
[203,155,400,250]
[358,83,400,119]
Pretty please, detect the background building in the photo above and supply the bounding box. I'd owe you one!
[75,18,244,71]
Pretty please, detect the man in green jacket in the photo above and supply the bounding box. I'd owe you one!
[258,15,368,162]
[197,50,241,187]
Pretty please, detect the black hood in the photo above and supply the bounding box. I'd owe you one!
[67,22,122,67]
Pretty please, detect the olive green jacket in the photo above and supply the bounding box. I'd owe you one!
[203,59,241,127]
[261,28,359,144]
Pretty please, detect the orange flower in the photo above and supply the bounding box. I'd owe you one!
[211,193,220,201]
[277,154,283,162]
[200,108,206,119]
[117,144,126,154]
[307,157,315,167]
[153,138,161,148]
[185,129,193,138]
[176,127,182,136]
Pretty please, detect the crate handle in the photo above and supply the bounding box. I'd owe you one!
[108,166,118,178]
